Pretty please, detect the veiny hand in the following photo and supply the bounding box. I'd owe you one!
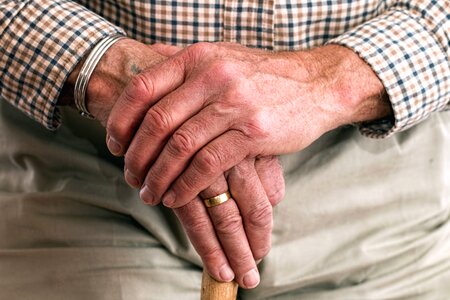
[62,39,286,288]
[106,42,391,209]
[149,46,286,289]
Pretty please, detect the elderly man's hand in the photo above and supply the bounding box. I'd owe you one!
[63,39,285,289]
[107,42,392,209]
[175,156,284,289]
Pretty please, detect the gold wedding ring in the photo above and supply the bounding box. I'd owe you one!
[203,191,232,208]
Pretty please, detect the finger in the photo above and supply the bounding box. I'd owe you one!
[173,197,234,283]
[106,51,188,156]
[162,130,250,208]
[201,176,260,289]
[227,159,273,261]
[150,43,183,56]
[127,46,239,189]
[254,156,285,206]
[107,42,221,157]
[139,105,234,203]
[123,79,210,189]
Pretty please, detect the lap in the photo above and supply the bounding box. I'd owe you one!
[0,103,201,299]
[1,101,449,299]
[248,111,450,299]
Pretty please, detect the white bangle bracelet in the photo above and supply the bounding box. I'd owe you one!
[74,34,127,119]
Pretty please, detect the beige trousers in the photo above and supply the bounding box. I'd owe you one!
[0,100,449,299]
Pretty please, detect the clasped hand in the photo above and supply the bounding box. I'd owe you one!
[85,40,388,289]
[91,41,288,289]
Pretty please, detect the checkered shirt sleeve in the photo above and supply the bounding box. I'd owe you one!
[1,0,449,137]
[328,0,450,137]
[0,0,125,130]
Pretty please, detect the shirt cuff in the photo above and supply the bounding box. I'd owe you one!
[327,8,450,138]
[0,0,126,130]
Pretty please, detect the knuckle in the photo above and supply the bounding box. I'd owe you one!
[232,251,255,268]
[195,147,223,175]
[246,202,273,229]
[238,111,270,141]
[168,129,196,157]
[173,175,198,200]
[201,246,224,265]
[138,122,154,140]
[208,60,238,83]
[255,156,286,206]
[127,73,155,103]
[213,214,243,237]
[233,160,255,179]
[267,186,285,207]
[181,42,214,73]
[146,106,172,133]
[188,42,214,56]
[183,214,210,234]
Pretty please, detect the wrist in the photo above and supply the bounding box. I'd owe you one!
[298,45,393,131]
[61,38,165,126]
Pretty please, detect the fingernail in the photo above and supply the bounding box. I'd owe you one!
[162,190,176,207]
[140,185,155,205]
[125,169,140,187]
[242,268,260,289]
[107,136,121,155]
[219,265,234,282]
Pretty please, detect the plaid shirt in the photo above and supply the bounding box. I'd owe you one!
[1,0,449,137]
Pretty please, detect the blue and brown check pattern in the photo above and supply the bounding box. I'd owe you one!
[1,0,449,137]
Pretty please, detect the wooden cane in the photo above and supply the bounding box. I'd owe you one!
[200,270,238,300]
